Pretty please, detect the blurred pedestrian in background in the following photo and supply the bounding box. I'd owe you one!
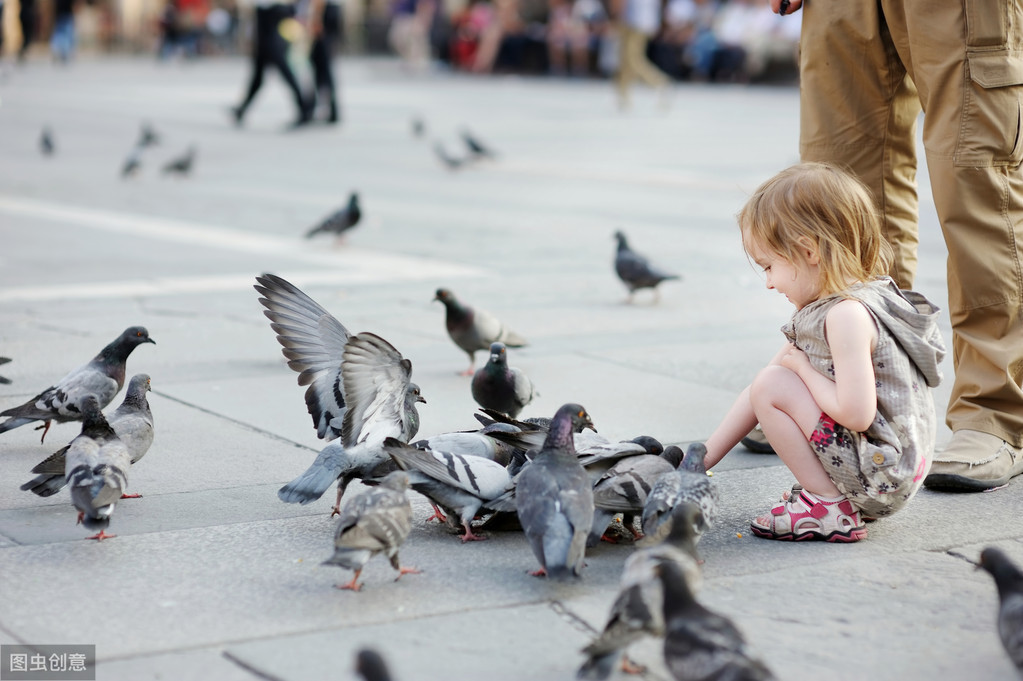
[388,0,435,72]
[18,0,35,61]
[50,0,76,63]
[612,0,669,109]
[307,0,342,123]
[230,0,311,128]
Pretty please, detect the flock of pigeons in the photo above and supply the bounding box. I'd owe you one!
[38,122,197,178]
[3,269,1021,680]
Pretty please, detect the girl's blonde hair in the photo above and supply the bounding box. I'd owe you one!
[738,162,894,297]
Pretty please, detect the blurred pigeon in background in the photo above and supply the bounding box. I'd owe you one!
[411,116,425,138]
[22,373,155,498]
[471,342,535,419]
[322,470,419,591]
[658,558,775,681]
[306,191,361,241]
[978,547,1023,674]
[162,145,196,176]
[138,122,160,148]
[578,502,704,680]
[0,327,155,443]
[65,396,132,541]
[642,443,718,544]
[433,141,467,170]
[614,231,680,303]
[0,357,11,385]
[434,288,528,375]
[40,126,55,156]
[385,437,515,541]
[462,129,496,158]
[121,145,143,178]
[255,274,426,513]
[515,403,595,579]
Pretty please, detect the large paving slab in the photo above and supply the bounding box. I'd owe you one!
[0,54,1010,681]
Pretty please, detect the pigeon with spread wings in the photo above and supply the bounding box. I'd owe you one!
[255,274,426,514]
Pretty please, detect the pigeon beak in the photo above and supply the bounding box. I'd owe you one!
[417,395,427,404]
[145,338,156,345]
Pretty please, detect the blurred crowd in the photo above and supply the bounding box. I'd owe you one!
[0,0,798,83]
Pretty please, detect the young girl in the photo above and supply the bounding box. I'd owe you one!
[703,163,946,542]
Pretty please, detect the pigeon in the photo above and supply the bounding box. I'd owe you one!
[138,122,160,148]
[589,444,684,547]
[434,288,528,375]
[433,141,467,170]
[515,403,596,579]
[462,129,496,158]
[121,146,143,178]
[254,274,426,513]
[412,425,521,466]
[978,547,1023,674]
[658,557,776,681]
[40,126,55,156]
[321,470,419,591]
[614,230,680,303]
[162,145,196,176]
[356,648,394,681]
[0,327,155,443]
[0,357,11,385]
[578,502,704,680]
[22,374,155,498]
[471,342,535,419]
[641,443,718,544]
[384,437,515,541]
[305,191,361,241]
[64,396,132,541]
[411,116,425,138]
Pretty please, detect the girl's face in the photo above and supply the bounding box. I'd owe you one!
[748,240,821,310]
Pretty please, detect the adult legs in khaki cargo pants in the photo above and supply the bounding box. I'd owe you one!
[797,0,1023,491]
[615,25,669,110]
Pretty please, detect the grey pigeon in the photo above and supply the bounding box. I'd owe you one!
[515,403,596,579]
[614,230,680,303]
[22,374,155,498]
[412,425,521,466]
[356,648,394,681]
[40,126,55,156]
[589,444,683,547]
[471,342,535,419]
[978,547,1023,674]
[434,288,528,375]
[0,357,11,385]
[254,274,426,513]
[64,396,132,541]
[322,470,418,591]
[641,443,718,544]
[385,437,515,541]
[162,145,195,176]
[121,145,143,178]
[305,191,361,241]
[578,502,704,680]
[433,141,467,170]
[138,122,160,148]
[0,327,155,443]
[659,558,775,681]
[462,129,496,158]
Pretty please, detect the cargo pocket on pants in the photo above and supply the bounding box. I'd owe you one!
[957,53,1023,167]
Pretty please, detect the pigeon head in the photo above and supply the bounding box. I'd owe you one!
[665,501,704,552]
[355,648,392,681]
[631,435,663,456]
[433,288,455,304]
[556,403,596,434]
[121,326,156,347]
[487,342,507,364]
[349,192,360,208]
[979,547,1023,591]
[661,444,685,468]
[614,231,629,250]
[378,470,411,492]
[406,383,427,405]
[123,374,152,405]
[679,443,708,474]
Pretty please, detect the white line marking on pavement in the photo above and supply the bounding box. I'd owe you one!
[0,196,484,301]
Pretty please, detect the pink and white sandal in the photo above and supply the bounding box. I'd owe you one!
[750,487,867,542]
